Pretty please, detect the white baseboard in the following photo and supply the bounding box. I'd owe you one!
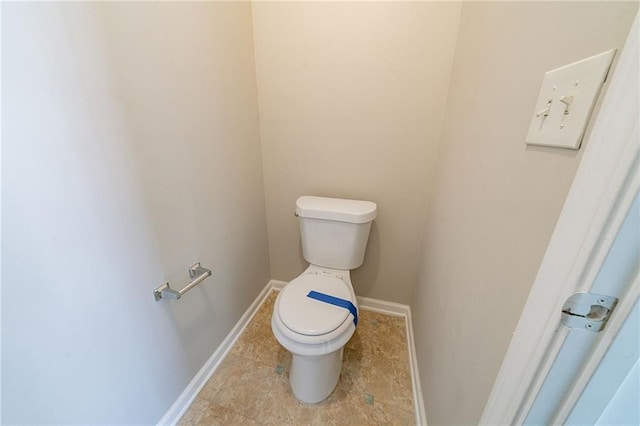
[269,279,287,291]
[357,295,408,317]
[158,279,427,426]
[156,281,274,426]
[405,306,428,426]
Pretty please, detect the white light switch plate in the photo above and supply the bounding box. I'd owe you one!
[525,49,616,149]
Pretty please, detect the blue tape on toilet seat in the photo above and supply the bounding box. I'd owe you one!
[306,291,358,326]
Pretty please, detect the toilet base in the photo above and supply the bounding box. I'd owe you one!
[289,347,344,404]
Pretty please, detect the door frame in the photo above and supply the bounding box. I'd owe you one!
[480,12,639,425]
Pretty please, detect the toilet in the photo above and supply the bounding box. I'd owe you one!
[271,195,377,404]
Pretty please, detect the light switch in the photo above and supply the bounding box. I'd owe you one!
[525,49,616,149]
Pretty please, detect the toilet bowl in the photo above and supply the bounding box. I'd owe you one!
[271,196,376,404]
[272,266,358,403]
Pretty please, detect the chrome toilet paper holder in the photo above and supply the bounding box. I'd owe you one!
[154,263,212,301]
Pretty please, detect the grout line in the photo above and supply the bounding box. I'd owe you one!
[216,402,260,425]
[212,398,265,425]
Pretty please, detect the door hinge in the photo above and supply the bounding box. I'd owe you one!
[561,293,618,332]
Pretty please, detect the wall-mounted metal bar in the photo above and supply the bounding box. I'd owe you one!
[154,263,212,301]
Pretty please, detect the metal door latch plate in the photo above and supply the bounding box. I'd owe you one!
[561,293,618,332]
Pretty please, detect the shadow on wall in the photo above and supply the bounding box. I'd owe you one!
[352,221,381,297]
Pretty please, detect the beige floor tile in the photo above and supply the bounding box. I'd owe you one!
[211,355,304,424]
[367,356,414,412]
[251,291,277,325]
[341,345,371,394]
[197,356,236,401]
[372,400,416,426]
[196,403,259,425]
[178,396,210,426]
[230,321,291,368]
[310,390,373,425]
[361,312,409,364]
[230,292,293,372]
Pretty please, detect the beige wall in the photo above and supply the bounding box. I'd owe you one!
[411,2,638,425]
[2,3,270,423]
[252,2,462,303]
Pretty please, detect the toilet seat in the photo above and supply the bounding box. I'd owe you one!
[272,269,358,353]
[278,274,353,336]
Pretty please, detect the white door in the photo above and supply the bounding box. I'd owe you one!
[480,11,639,425]
[524,194,639,424]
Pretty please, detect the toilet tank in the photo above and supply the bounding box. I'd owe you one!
[295,196,377,270]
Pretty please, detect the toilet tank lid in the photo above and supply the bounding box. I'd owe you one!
[295,196,377,224]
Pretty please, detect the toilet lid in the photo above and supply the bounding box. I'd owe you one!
[278,274,353,336]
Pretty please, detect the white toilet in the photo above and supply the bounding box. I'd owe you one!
[271,195,377,404]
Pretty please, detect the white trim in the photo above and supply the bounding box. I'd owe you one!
[406,306,428,426]
[156,281,274,426]
[269,278,287,291]
[480,13,639,425]
[357,295,409,317]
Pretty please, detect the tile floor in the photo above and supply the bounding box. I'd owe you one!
[179,290,415,425]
